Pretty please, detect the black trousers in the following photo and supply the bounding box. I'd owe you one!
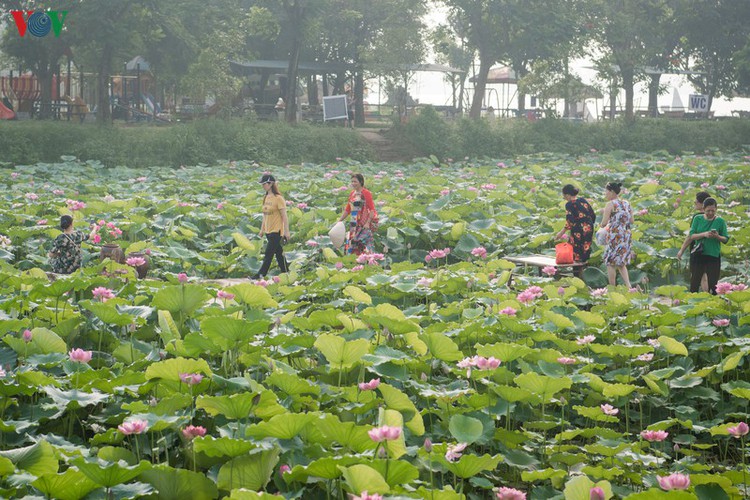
[258,232,288,276]
[690,254,720,294]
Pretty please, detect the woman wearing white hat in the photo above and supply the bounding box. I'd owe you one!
[252,174,290,279]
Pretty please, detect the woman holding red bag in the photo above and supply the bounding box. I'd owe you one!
[600,182,633,287]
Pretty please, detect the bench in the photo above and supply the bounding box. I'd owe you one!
[504,255,587,284]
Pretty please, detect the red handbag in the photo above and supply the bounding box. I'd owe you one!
[555,242,574,264]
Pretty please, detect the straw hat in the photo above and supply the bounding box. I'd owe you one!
[329,221,346,248]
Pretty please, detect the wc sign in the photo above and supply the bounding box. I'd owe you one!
[10,10,68,37]
[688,94,709,112]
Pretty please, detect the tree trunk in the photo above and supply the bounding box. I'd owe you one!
[36,70,54,119]
[284,0,304,124]
[469,55,493,119]
[647,73,660,117]
[354,69,365,126]
[515,63,527,114]
[96,44,113,124]
[622,68,634,121]
[307,75,318,106]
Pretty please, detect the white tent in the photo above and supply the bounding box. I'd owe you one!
[671,88,684,110]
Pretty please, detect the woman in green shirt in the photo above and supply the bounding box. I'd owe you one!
[676,198,729,294]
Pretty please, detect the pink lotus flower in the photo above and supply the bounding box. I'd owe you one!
[37,219,48,225]
[637,353,654,362]
[641,429,669,442]
[716,185,726,190]
[445,442,467,462]
[217,290,235,301]
[92,234,101,244]
[591,288,608,297]
[65,199,86,211]
[577,335,595,345]
[558,287,566,296]
[440,189,450,196]
[600,404,619,415]
[424,438,433,452]
[177,273,188,284]
[557,357,576,365]
[417,277,433,287]
[516,291,536,304]
[118,419,148,435]
[733,283,748,291]
[657,473,690,491]
[467,186,478,192]
[358,378,381,391]
[713,318,730,327]
[728,422,749,438]
[715,282,734,294]
[427,248,451,260]
[500,307,517,316]
[368,425,402,442]
[25,192,38,201]
[637,209,648,216]
[589,487,605,500]
[471,246,487,259]
[306,240,319,247]
[335,262,344,270]
[542,265,557,276]
[481,183,496,190]
[126,256,146,267]
[496,487,526,500]
[179,372,204,385]
[497,162,506,168]
[216,202,225,210]
[69,348,92,363]
[647,338,660,348]
[22,329,33,342]
[352,265,364,272]
[52,189,64,195]
[182,425,207,440]
[356,252,385,266]
[701,182,710,188]
[92,287,115,302]
[352,492,383,500]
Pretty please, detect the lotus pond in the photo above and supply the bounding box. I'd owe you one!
[0,153,749,500]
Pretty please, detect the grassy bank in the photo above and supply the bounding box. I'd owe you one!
[397,106,750,159]
[0,119,374,167]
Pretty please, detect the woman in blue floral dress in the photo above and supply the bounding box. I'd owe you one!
[600,182,633,287]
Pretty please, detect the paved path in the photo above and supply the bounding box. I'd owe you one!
[356,128,412,162]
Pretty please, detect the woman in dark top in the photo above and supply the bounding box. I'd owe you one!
[556,184,596,262]
[48,215,97,274]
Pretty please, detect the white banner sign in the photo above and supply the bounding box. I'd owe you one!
[688,94,709,112]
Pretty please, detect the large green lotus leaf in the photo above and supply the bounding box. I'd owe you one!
[361,303,421,334]
[541,310,576,330]
[200,316,269,349]
[217,448,279,491]
[515,373,572,402]
[0,441,58,476]
[0,456,14,476]
[693,484,729,500]
[721,381,750,400]
[98,447,137,466]
[44,387,109,409]
[314,334,370,369]
[344,285,372,305]
[573,310,606,327]
[379,384,424,435]
[444,454,502,479]
[157,310,181,344]
[192,436,255,458]
[232,232,259,252]
[4,327,67,355]
[493,385,537,403]
[414,486,465,499]
[642,374,669,396]
[503,449,540,470]
[563,475,613,500]
[422,331,463,362]
[286,456,361,482]
[340,464,390,495]
[584,443,630,457]
[572,406,619,423]
[476,342,532,362]
[152,285,209,316]
[337,314,369,333]
[226,283,278,309]
[314,415,375,453]
[265,371,320,396]
[245,412,318,440]
[601,383,638,398]
[72,458,151,488]
[522,468,568,483]
[369,459,420,488]
[717,351,743,374]
[139,464,219,500]
[30,277,78,298]
[654,285,687,297]
[381,408,407,460]
[227,490,284,500]
[624,490,695,500]
[144,357,213,382]
[449,414,484,444]
[657,336,689,356]
[32,468,99,500]
[195,392,259,420]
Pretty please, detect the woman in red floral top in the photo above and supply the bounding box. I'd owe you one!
[338,173,378,255]
[556,184,596,262]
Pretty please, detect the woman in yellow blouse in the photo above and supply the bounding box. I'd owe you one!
[252,174,290,279]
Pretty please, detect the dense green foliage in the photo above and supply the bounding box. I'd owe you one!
[0,120,373,167]
[0,155,749,498]
[399,107,750,158]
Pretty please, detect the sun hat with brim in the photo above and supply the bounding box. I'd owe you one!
[259,174,276,184]
[328,221,346,248]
